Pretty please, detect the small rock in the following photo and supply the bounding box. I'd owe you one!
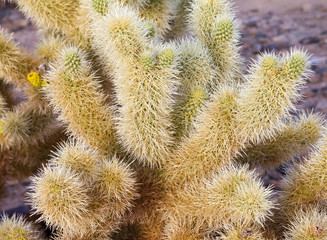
[247,18,258,28]
[310,75,321,84]
[323,72,327,82]
[315,97,327,112]
[267,11,274,16]
[317,4,327,13]
[304,22,317,28]
[299,36,320,45]
[321,30,327,35]
[272,35,288,43]
[321,87,327,97]
[256,32,267,39]
[281,22,296,31]
[261,43,280,52]
[315,67,327,80]
[302,3,313,13]
[311,88,319,94]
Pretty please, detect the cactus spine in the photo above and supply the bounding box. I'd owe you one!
[0,214,44,240]
[45,47,119,156]
[29,141,138,239]
[0,0,325,239]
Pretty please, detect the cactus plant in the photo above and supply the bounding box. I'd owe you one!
[0,214,44,240]
[0,0,326,239]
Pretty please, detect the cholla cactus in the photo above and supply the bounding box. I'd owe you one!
[0,0,326,239]
[283,207,327,240]
[0,15,63,193]
[0,214,44,240]
[215,222,266,240]
[28,140,138,238]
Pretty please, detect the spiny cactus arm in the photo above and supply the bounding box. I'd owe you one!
[172,41,212,137]
[12,0,79,30]
[132,213,166,240]
[0,79,16,108]
[216,223,266,240]
[92,5,179,167]
[28,165,91,237]
[279,132,327,215]
[113,45,178,167]
[126,162,165,220]
[53,217,120,240]
[237,112,325,169]
[123,0,149,8]
[176,39,216,95]
[163,217,205,240]
[20,104,57,144]
[121,164,169,240]
[85,0,149,17]
[36,34,68,64]
[283,207,327,240]
[189,0,243,83]
[0,106,31,149]
[0,102,57,149]
[0,28,48,109]
[45,47,119,156]
[188,0,232,42]
[92,4,149,68]
[0,214,45,240]
[236,50,310,144]
[139,0,179,36]
[0,28,37,87]
[46,140,138,238]
[164,85,240,187]
[94,156,139,218]
[165,0,192,39]
[0,93,6,115]
[165,165,274,231]
[173,87,207,141]
[12,0,87,46]
[49,140,102,186]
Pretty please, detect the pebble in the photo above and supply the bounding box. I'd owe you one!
[299,36,320,45]
[261,43,280,52]
[311,87,319,94]
[256,31,267,38]
[247,18,258,27]
[272,35,288,42]
[321,86,327,97]
[315,67,327,81]
[322,72,327,82]
[302,3,313,13]
[304,22,317,28]
[315,97,327,112]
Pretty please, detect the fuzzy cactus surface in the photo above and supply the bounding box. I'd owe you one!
[0,0,326,239]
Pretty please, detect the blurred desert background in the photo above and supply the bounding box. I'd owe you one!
[0,0,326,225]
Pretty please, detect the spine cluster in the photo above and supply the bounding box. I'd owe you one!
[0,0,325,239]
